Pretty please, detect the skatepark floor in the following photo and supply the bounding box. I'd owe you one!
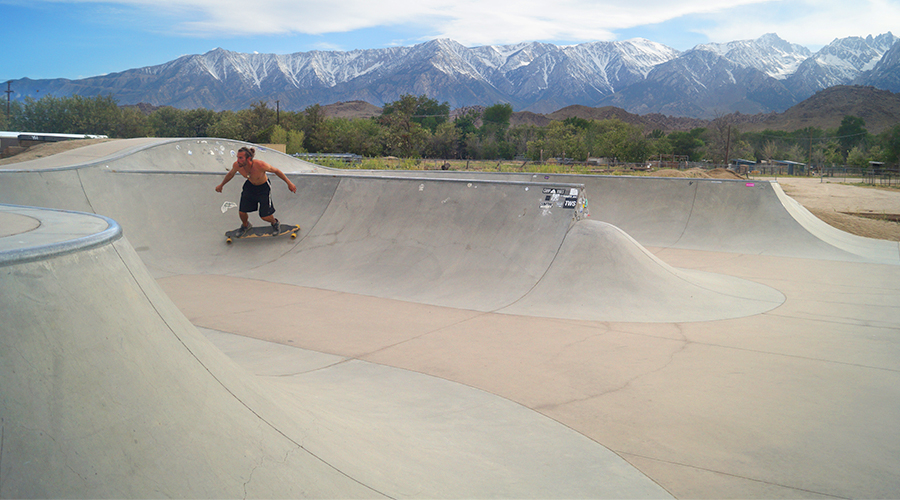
[2,138,900,499]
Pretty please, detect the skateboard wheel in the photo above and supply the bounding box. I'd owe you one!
[291,232,297,239]
[226,238,232,244]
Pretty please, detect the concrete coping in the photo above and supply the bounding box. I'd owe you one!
[107,168,589,188]
[0,204,122,267]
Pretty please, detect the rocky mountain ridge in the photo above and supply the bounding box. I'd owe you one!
[9,33,899,120]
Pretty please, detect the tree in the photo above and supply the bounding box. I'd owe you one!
[762,140,779,162]
[705,117,738,165]
[148,107,185,137]
[379,94,431,157]
[846,146,869,168]
[876,124,900,164]
[836,115,867,158]
[270,125,289,145]
[453,108,481,157]
[240,101,277,143]
[507,124,540,158]
[207,111,243,140]
[286,130,306,155]
[179,108,217,137]
[668,128,706,161]
[115,106,150,138]
[426,121,459,158]
[481,103,513,139]
[583,119,648,162]
[382,94,449,134]
[13,94,122,135]
[526,121,586,161]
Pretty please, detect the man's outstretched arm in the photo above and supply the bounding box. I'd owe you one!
[216,166,238,192]
[268,165,297,193]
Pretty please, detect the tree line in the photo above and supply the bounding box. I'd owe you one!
[4,93,900,167]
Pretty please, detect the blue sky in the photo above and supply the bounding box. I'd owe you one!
[2,0,899,82]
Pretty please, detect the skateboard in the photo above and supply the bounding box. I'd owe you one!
[226,224,300,244]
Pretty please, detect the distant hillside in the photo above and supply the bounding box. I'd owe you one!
[518,86,900,134]
[127,86,898,136]
[321,101,382,119]
[734,86,900,134]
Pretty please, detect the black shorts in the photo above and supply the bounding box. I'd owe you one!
[239,180,275,217]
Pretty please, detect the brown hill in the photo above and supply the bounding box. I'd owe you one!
[325,86,900,135]
[735,86,900,134]
[321,100,382,119]
[506,86,900,135]
[510,105,708,132]
[541,105,707,132]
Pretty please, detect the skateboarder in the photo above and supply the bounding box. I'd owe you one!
[216,147,297,235]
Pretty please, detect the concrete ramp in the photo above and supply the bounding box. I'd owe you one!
[0,206,380,498]
[0,138,783,319]
[5,138,900,498]
[500,220,785,322]
[0,204,673,498]
[368,170,900,264]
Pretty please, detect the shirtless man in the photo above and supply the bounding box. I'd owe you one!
[215,146,297,235]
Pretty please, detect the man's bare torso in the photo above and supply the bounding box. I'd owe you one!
[236,160,269,185]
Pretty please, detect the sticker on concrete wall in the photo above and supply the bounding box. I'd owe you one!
[563,197,578,209]
[221,201,237,213]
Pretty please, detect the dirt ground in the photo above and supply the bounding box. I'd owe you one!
[4,139,899,241]
[0,138,115,166]
[773,177,900,241]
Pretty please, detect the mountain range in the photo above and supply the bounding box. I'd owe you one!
[8,32,900,119]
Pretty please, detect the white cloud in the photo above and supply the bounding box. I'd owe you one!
[29,0,900,48]
[691,0,900,49]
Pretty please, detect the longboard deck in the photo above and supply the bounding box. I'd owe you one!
[226,224,300,243]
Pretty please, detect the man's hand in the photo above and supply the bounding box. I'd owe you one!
[288,181,297,193]
[215,184,224,193]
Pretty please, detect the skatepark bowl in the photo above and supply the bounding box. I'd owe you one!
[1,137,899,498]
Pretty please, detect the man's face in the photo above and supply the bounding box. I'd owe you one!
[237,152,249,166]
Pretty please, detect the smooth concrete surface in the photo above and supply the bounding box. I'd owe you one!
[359,169,900,264]
[0,211,39,238]
[2,137,899,498]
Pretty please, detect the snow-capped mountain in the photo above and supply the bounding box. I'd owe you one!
[8,32,899,119]
[786,33,898,98]
[597,48,797,117]
[694,33,812,80]
[857,39,900,92]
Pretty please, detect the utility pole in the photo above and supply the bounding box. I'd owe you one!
[808,135,813,177]
[724,125,731,168]
[5,81,12,125]
[276,100,280,125]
